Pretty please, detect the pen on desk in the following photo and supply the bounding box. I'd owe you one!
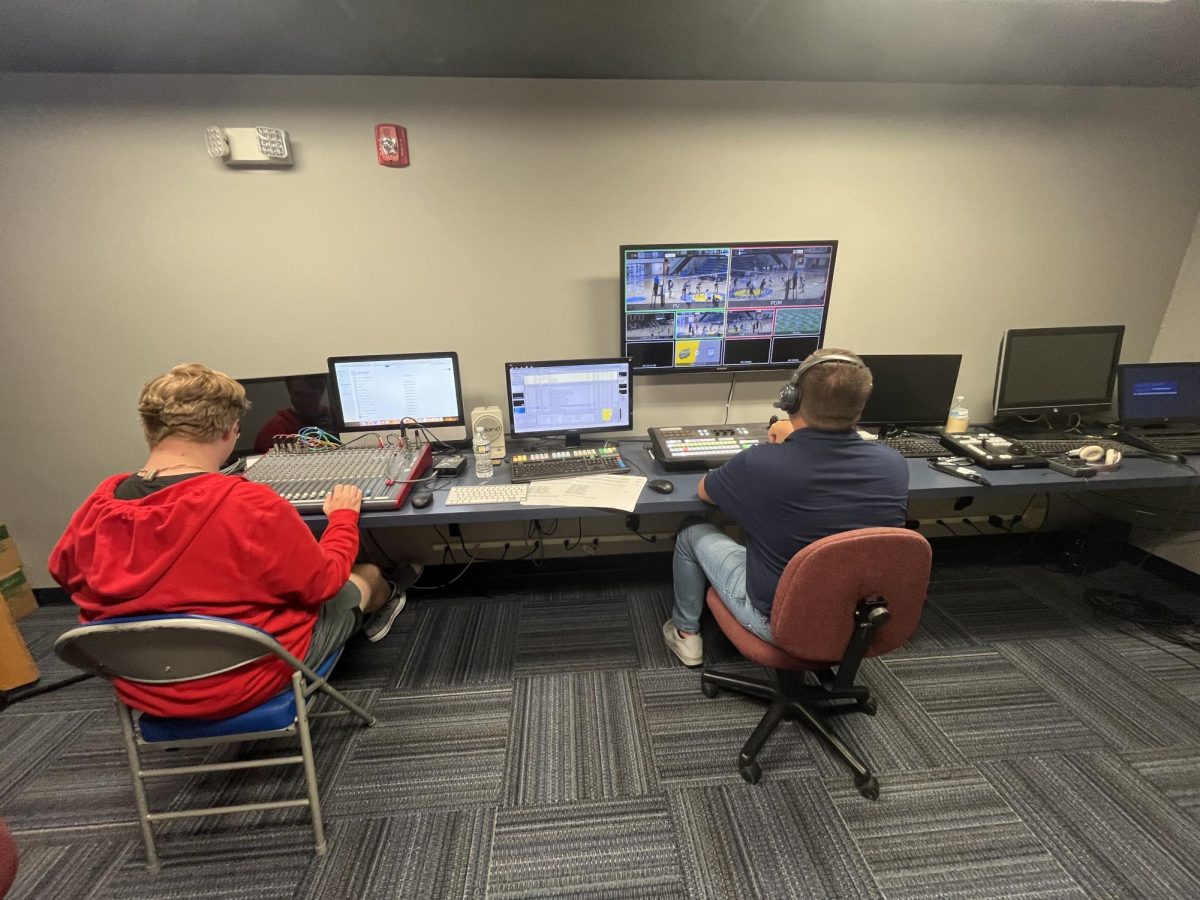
[929,460,992,486]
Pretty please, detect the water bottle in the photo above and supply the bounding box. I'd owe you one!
[473,426,493,479]
[945,395,969,433]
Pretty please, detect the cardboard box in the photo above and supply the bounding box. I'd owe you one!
[0,598,38,690]
[0,524,21,575]
[0,567,39,621]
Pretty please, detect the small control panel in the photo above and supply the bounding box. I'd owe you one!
[939,430,1049,470]
[649,424,769,471]
[510,446,629,483]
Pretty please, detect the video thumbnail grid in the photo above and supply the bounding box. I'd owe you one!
[623,244,831,369]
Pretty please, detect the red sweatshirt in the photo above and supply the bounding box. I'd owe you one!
[49,473,359,719]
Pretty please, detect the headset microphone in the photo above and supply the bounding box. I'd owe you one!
[774,353,864,415]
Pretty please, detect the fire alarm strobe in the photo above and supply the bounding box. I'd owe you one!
[375,124,410,167]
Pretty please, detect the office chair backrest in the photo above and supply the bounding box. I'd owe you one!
[770,527,931,664]
[0,816,16,898]
[54,615,280,684]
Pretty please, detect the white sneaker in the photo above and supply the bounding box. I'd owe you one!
[364,585,407,642]
[662,619,703,667]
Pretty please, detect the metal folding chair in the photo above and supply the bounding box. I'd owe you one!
[54,614,375,874]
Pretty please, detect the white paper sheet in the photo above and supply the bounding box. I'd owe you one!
[520,474,648,512]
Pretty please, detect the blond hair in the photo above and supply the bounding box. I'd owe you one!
[137,363,249,446]
[797,348,873,430]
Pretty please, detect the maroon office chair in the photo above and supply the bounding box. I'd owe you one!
[0,816,17,898]
[701,526,931,799]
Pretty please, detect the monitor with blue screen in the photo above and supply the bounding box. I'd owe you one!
[621,240,837,373]
[505,358,633,447]
[1118,362,1200,426]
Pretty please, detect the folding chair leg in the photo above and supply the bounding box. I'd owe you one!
[116,700,160,875]
[294,677,327,856]
[313,681,375,727]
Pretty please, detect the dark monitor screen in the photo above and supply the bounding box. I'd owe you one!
[993,326,1125,417]
[234,373,334,457]
[621,240,837,374]
[1118,362,1200,426]
[857,354,963,428]
[327,352,466,435]
[505,358,633,445]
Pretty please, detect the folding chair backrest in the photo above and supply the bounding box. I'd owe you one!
[54,615,282,684]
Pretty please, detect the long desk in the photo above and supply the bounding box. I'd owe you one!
[353,439,1199,529]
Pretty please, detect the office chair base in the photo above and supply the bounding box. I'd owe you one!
[701,668,880,799]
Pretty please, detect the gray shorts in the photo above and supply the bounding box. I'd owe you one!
[302,580,364,666]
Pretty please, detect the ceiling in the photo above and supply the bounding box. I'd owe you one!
[1,0,1198,87]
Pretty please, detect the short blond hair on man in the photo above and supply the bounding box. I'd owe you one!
[137,363,250,446]
[797,348,873,431]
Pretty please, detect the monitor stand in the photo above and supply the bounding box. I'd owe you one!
[564,430,582,449]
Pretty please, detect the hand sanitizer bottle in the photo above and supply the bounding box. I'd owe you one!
[945,396,969,433]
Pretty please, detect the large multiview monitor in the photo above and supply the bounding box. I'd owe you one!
[993,325,1125,421]
[505,357,633,447]
[232,372,335,458]
[327,351,467,443]
[857,354,963,430]
[621,240,838,374]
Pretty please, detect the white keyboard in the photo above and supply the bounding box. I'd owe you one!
[445,483,529,506]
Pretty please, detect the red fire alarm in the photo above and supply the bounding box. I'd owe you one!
[375,124,410,167]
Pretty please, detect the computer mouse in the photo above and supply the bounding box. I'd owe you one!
[647,479,675,495]
[409,489,433,509]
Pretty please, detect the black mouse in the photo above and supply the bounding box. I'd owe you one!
[647,479,675,495]
[409,489,433,509]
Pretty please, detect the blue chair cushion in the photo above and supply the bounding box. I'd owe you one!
[138,650,342,743]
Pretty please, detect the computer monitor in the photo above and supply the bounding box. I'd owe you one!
[993,325,1125,421]
[620,240,837,374]
[1118,362,1200,427]
[233,373,334,458]
[505,357,633,447]
[857,354,963,430]
[327,351,467,443]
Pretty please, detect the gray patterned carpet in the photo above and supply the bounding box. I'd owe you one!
[4,545,1200,899]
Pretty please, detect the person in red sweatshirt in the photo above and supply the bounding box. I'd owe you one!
[49,363,414,719]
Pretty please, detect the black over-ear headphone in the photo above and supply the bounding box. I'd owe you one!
[774,353,865,416]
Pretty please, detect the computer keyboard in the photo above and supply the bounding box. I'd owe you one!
[873,435,953,459]
[509,447,630,483]
[445,484,529,506]
[1019,438,1143,457]
[1131,434,1200,455]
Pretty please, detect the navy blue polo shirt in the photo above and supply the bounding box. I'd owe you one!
[704,427,909,616]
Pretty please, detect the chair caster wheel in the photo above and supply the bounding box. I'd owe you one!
[701,679,720,699]
[739,761,762,785]
[856,774,879,800]
[857,698,877,716]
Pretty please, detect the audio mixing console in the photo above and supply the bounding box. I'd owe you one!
[246,444,432,510]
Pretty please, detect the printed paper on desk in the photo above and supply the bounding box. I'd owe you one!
[521,475,647,512]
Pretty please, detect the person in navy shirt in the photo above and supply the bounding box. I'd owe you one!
[663,349,910,666]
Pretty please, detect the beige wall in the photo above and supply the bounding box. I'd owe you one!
[1130,208,1200,573]
[1152,210,1200,363]
[3,74,1200,586]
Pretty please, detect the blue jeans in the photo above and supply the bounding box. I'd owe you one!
[671,517,774,643]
